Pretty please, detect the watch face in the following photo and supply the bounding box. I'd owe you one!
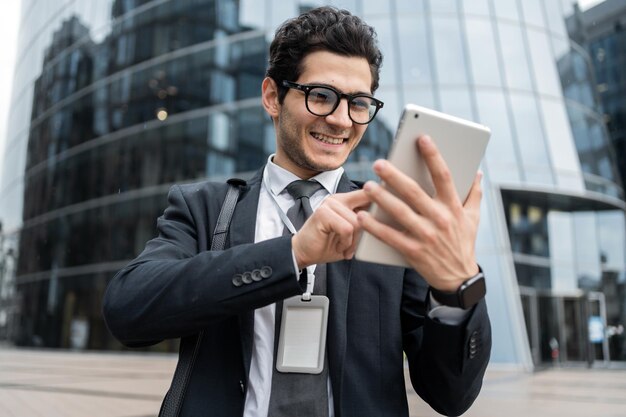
[461,276,486,308]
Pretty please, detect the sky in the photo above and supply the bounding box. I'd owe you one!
[0,0,609,188]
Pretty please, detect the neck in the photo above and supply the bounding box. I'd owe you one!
[271,154,320,180]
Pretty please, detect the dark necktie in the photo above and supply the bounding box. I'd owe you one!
[268,180,329,417]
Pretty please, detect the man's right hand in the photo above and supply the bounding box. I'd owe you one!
[291,190,370,268]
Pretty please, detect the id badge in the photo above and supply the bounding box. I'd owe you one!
[276,295,329,374]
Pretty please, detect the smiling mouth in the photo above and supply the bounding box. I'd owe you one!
[311,132,346,145]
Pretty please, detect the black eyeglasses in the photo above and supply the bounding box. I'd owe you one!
[282,80,384,125]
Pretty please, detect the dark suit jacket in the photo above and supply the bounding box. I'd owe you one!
[103,168,491,417]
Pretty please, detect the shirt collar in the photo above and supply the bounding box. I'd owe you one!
[265,154,345,197]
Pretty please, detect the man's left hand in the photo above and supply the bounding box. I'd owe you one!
[357,135,481,292]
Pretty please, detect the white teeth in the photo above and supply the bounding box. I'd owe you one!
[312,133,344,145]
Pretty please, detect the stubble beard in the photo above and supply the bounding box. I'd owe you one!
[277,108,347,175]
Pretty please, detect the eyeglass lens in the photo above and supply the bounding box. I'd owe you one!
[307,87,377,124]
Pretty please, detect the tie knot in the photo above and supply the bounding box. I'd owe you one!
[285,180,322,200]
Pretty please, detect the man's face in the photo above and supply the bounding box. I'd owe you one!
[267,50,373,179]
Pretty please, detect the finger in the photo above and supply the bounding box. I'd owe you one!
[463,171,483,223]
[322,197,362,230]
[464,171,483,209]
[357,210,427,260]
[371,159,437,219]
[362,181,433,237]
[416,135,460,206]
[333,189,371,211]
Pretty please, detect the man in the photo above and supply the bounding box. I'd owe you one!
[103,6,490,417]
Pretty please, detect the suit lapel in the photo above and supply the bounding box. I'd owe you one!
[327,173,361,407]
[229,168,264,379]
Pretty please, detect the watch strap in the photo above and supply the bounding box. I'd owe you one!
[429,271,486,310]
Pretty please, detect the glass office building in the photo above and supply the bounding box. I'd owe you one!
[569,0,626,224]
[0,0,624,369]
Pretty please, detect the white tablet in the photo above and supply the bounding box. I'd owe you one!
[355,104,491,268]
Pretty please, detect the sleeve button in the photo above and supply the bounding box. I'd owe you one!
[242,272,253,284]
[251,269,263,281]
[260,266,272,278]
[232,274,243,287]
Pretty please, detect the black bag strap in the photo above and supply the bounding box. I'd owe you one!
[159,178,245,417]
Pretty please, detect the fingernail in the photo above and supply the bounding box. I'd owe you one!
[419,135,432,146]
[373,159,386,173]
[363,181,375,192]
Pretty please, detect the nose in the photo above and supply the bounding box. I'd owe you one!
[324,98,353,129]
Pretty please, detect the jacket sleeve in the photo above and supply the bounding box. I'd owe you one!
[102,184,304,347]
[401,268,491,416]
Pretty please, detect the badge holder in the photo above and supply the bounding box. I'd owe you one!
[276,292,329,374]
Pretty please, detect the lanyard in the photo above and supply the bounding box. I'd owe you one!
[262,168,317,297]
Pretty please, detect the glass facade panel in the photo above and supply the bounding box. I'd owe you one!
[539,98,584,191]
[492,0,521,21]
[509,93,554,185]
[403,86,435,113]
[548,211,577,291]
[396,14,432,86]
[475,90,521,183]
[526,29,561,98]
[439,88,473,120]
[597,211,626,273]
[362,0,389,15]
[515,263,551,289]
[461,0,490,17]
[520,0,546,28]
[366,16,396,88]
[239,0,267,29]
[497,22,533,91]
[431,16,469,86]
[573,212,601,287]
[429,0,459,14]
[543,0,568,39]
[504,199,549,258]
[395,0,426,14]
[465,17,503,88]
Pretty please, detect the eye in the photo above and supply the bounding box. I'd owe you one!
[350,97,373,112]
[308,88,335,104]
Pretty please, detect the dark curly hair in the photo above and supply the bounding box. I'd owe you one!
[267,6,383,103]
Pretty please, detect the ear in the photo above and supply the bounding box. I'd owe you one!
[262,77,281,119]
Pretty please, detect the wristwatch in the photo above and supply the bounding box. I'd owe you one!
[429,271,486,309]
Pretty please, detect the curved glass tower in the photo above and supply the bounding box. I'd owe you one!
[0,0,624,367]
